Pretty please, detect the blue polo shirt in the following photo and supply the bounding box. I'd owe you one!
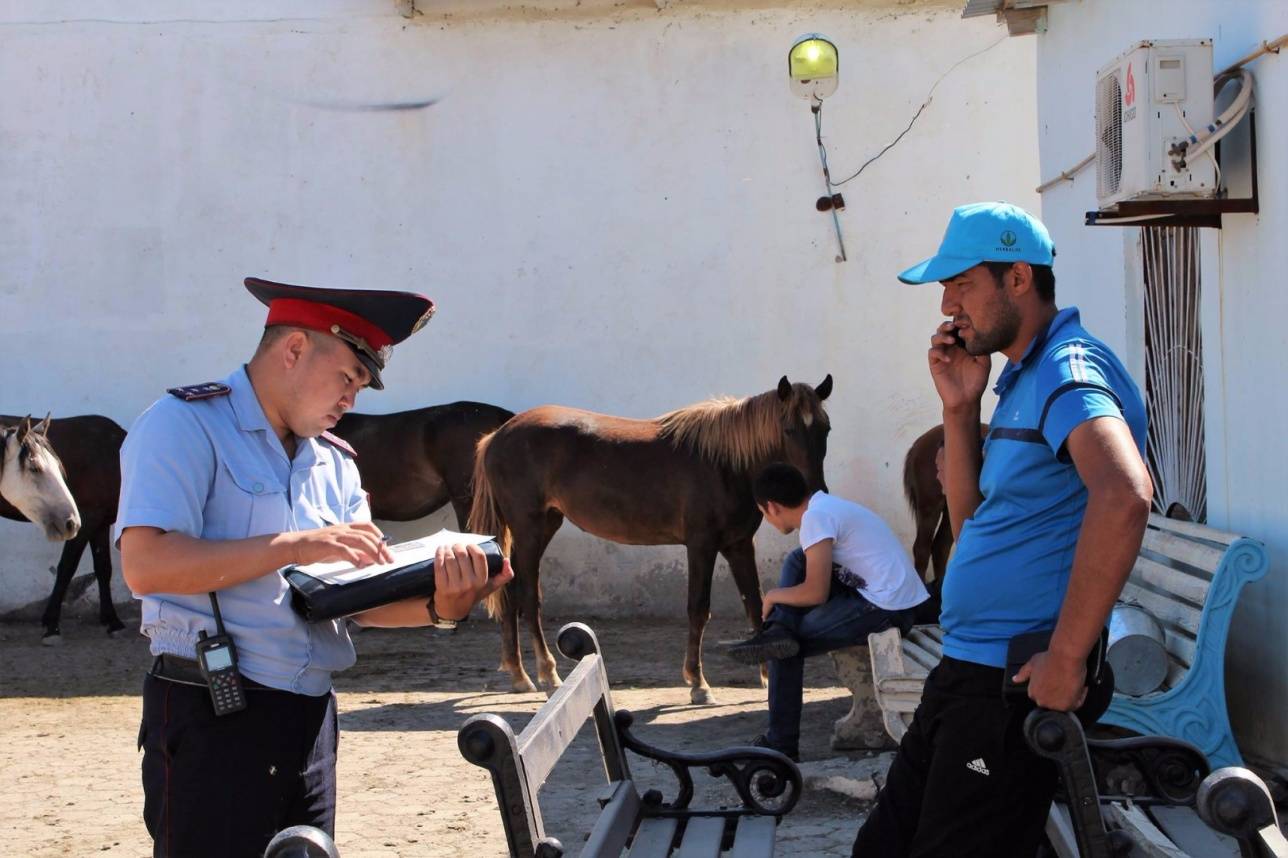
[940,307,1146,668]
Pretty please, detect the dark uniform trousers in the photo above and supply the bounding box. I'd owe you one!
[139,671,338,858]
[851,656,1057,858]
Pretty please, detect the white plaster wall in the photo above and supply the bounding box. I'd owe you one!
[1036,0,1288,764]
[0,1,1036,631]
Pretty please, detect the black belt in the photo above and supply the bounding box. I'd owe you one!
[149,654,270,691]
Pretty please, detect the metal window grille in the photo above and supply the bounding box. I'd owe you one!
[1142,226,1207,523]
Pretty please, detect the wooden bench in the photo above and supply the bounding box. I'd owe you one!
[867,513,1270,857]
[870,514,1269,767]
[458,623,802,858]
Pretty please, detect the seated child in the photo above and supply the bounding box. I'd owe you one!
[726,463,928,760]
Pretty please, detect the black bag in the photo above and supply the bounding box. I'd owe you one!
[285,539,505,622]
[1003,627,1115,725]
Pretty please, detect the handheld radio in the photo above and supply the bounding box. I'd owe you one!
[196,592,247,716]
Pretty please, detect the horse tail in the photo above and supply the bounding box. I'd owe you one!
[468,430,511,621]
[902,436,922,516]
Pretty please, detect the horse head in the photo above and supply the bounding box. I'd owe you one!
[776,374,832,493]
[1,414,81,541]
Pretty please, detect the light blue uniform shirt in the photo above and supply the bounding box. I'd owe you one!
[115,366,370,695]
[940,307,1147,668]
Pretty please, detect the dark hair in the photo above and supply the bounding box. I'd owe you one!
[753,463,810,508]
[984,261,1055,303]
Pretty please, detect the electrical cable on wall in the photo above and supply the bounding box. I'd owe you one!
[797,34,1006,262]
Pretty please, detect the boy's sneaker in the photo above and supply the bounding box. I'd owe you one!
[724,624,800,664]
[750,733,800,763]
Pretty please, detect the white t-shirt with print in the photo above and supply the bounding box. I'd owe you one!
[798,491,928,611]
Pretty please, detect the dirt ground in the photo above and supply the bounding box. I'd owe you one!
[0,611,874,857]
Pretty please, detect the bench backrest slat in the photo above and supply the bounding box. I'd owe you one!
[1119,581,1202,638]
[1147,513,1240,547]
[517,653,613,795]
[1132,555,1211,607]
[1140,528,1225,576]
[1162,627,1197,673]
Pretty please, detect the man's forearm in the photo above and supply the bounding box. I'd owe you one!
[122,529,296,595]
[352,597,432,628]
[942,406,985,539]
[1048,486,1151,663]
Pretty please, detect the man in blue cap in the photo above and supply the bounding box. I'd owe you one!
[117,278,513,857]
[851,203,1152,857]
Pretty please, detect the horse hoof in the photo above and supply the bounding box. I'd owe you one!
[511,676,538,694]
[538,675,563,692]
[106,627,125,639]
[691,686,716,706]
[41,633,63,647]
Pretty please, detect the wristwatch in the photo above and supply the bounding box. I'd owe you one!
[426,598,468,631]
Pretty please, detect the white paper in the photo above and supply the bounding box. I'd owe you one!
[293,529,493,585]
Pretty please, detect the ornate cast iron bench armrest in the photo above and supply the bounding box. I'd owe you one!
[613,709,802,818]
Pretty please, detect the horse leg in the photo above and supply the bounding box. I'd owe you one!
[40,534,89,645]
[497,588,535,693]
[89,525,125,635]
[519,509,565,692]
[682,541,719,705]
[720,537,769,688]
[911,500,940,583]
[449,496,472,532]
[495,511,535,692]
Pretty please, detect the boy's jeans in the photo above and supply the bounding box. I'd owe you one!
[765,548,915,751]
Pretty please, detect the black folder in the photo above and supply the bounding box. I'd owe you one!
[284,538,505,622]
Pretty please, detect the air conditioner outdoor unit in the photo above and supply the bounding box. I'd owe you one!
[1095,39,1216,209]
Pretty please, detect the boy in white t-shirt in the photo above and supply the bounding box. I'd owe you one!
[727,463,928,760]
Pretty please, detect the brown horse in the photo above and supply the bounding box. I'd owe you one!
[901,421,988,583]
[0,414,127,642]
[469,375,832,704]
[335,402,514,528]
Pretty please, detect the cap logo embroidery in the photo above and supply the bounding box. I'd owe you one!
[1000,230,1017,247]
[411,305,436,334]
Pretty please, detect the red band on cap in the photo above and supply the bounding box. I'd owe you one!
[265,299,393,351]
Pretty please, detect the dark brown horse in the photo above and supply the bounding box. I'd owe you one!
[902,421,988,583]
[1,414,127,642]
[469,375,832,703]
[334,401,514,528]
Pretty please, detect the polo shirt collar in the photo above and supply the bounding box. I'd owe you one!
[993,306,1081,394]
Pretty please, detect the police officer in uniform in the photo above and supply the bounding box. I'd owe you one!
[117,277,513,858]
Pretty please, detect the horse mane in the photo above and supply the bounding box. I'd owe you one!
[656,385,826,472]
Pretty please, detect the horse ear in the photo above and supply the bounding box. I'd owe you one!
[777,376,792,401]
[815,374,833,401]
[18,415,32,439]
[36,413,52,435]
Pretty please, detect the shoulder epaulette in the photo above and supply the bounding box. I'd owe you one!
[167,383,231,402]
[319,430,357,458]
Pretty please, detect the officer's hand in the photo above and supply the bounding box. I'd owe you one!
[287,522,394,568]
[1013,650,1087,712]
[433,543,514,622]
[928,321,991,411]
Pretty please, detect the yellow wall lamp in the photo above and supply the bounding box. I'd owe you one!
[789,34,839,105]
[789,34,847,262]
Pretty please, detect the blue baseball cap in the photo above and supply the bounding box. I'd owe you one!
[897,202,1055,285]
